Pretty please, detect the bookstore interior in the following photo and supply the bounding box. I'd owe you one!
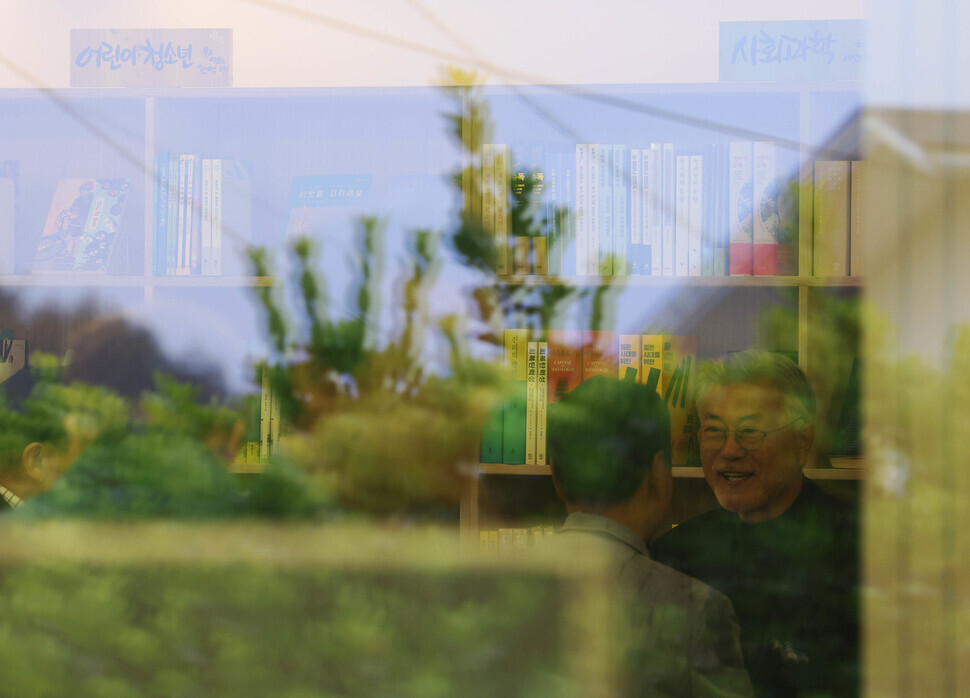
[0,9,965,697]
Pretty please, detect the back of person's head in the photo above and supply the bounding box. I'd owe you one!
[693,349,816,423]
[548,375,671,509]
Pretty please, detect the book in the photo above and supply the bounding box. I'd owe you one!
[493,144,511,275]
[729,141,754,275]
[587,144,600,276]
[166,151,179,275]
[640,334,664,395]
[613,145,628,276]
[282,174,373,259]
[646,144,663,276]
[201,158,213,276]
[618,334,641,383]
[511,143,532,275]
[529,143,548,275]
[688,154,703,277]
[597,144,612,276]
[526,341,539,465]
[630,148,642,275]
[575,143,588,275]
[850,160,866,277]
[663,335,698,466]
[535,341,548,465]
[482,143,497,271]
[211,158,224,274]
[813,161,851,277]
[33,178,130,274]
[582,330,617,380]
[661,143,675,276]
[188,154,202,274]
[0,161,17,275]
[675,154,690,276]
[546,148,562,276]
[176,153,191,275]
[561,151,576,276]
[479,392,504,464]
[502,329,529,464]
[753,141,797,276]
[547,330,584,403]
[153,153,169,276]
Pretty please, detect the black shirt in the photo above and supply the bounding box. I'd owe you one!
[651,478,859,697]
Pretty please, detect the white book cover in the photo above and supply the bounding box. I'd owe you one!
[201,158,213,276]
[575,143,588,275]
[675,154,689,276]
[728,141,754,275]
[493,144,511,275]
[630,148,641,257]
[662,143,675,276]
[587,143,599,276]
[211,158,223,275]
[176,153,190,275]
[646,144,662,276]
[688,154,703,277]
[612,145,627,276]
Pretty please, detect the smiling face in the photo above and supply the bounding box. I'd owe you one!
[698,381,814,523]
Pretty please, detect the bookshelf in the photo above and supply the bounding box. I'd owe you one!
[462,81,864,546]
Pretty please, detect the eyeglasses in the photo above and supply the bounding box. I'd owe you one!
[698,417,805,451]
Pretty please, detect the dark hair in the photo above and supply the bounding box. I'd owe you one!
[548,375,671,509]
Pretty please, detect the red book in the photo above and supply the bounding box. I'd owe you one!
[582,330,618,380]
[547,330,584,403]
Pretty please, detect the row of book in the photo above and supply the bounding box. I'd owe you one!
[152,152,253,276]
[479,525,559,556]
[482,141,799,278]
[813,160,865,277]
[481,330,698,468]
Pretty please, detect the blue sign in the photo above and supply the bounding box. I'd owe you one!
[719,20,865,82]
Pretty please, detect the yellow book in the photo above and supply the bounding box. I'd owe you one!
[618,334,641,383]
[498,528,514,556]
[535,341,548,465]
[513,528,529,552]
[503,329,529,464]
[259,365,271,464]
[641,334,664,395]
[533,236,548,275]
[493,144,511,275]
[525,341,539,465]
[663,335,698,466]
[487,530,499,554]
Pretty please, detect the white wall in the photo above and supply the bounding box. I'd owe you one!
[0,0,866,89]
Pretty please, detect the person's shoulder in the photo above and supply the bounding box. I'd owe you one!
[651,507,732,557]
[621,549,730,609]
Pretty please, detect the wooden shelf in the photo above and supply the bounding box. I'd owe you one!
[0,275,273,288]
[494,275,864,288]
[477,463,866,480]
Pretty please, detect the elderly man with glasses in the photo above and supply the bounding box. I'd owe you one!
[651,350,859,698]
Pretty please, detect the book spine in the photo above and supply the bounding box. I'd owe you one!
[729,141,754,275]
[259,365,271,464]
[530,142,547,275]
[201,158,212,276]
[494,144,511,275]
[689,154,703,277]
[482,143,497,272]
[640,334,664,395]
[582,330,617,380]
[753,141,778,276]
[189,154,201,275]
[588,144,600,276]
[526,341,538,465]
[675,154,690,276]
[511,142,531,275]
[630,148,642,275]
[536,341,548,466]
[502,328,529,464]
[663,335,698,466]
[562,151,576,276]
[547,329,583,403]
[662,143,675,276]
[613,145,628,276]
[479,396,504,463]
[618,334,641,383]
[647,144,662,276]
[269,376,281,458]
[211,159,223,276]
[547,148,561,276]
[712,144,729,276]
[598,145,613,276]
[850,160,866,277]
[575,144,588,275]
[176,154,190,275]
[813,160,851,277]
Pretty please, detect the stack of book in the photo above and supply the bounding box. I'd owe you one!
[481,330,698,467]
[481,140,798,278]
[479,525,559,555]
[153,152,252,276]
